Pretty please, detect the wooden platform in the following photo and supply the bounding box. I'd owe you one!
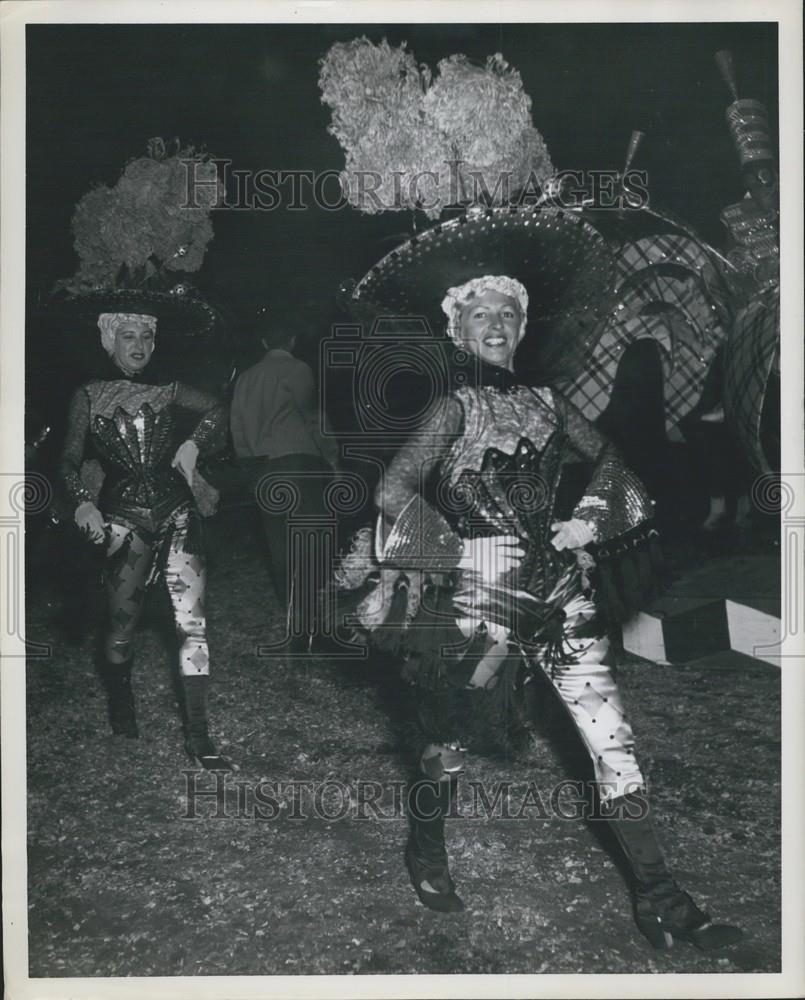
[621,555,782,667]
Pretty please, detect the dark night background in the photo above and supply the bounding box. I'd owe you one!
[20,23,785,978]
[25,21,778,434]
[26,24,778,298]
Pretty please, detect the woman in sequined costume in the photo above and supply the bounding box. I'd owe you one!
[60,305,234,770]
[336,274,742,950]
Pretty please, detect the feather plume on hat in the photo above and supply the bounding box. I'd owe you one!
[319,39,554,219]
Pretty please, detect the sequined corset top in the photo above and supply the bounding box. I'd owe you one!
[449,431,573,601]
[442,385,573,599]
[91,402,189,522]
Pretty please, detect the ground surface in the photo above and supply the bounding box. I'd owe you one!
[25,506,781,977]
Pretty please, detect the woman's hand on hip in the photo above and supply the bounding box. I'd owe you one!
[458,535,524,584]
[75,501,106,545]
[550,519,596,551]
[172,439,199,487]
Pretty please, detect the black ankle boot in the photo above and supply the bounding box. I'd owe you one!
[632,883,744,951]
[406,778,463,913]
[182,675,235,771]
[606,793,743,951]
[99,657,139,738]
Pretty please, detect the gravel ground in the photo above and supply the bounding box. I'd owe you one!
[25,506,781,978]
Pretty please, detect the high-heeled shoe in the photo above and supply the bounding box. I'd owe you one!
[182,675,236,770]
[185,732,236,771]
[633,887,743,951]
[405,837,464,913]
[406,775,464,913]
[606,792,743,951]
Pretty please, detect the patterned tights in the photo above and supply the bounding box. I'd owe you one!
[103,511,209,676]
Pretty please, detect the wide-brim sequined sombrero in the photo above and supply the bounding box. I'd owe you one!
[60,285,219,340]
[344,205,617,381]
[344,201,736,385]
[43,284,226,386]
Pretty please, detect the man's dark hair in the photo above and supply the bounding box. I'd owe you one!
[260,326,296,352]
[248,303,315,355]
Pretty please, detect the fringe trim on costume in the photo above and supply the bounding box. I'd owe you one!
[190,470,219,518]
[147,507,204,587]
[150,525,173,586]
[182,508,205,556]
[591,522,668,624]
[406,653,533,758]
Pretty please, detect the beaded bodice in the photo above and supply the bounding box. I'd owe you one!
[91,400,187,511]
[457,434,570,600]
[60,376,228,530]
[378,379,654,579]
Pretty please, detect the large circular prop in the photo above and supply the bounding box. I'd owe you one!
[723,286,780,473]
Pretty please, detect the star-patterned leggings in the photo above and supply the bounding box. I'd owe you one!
[103,510,209,677]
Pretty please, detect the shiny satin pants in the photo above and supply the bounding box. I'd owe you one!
[103,510,210,676]
[530,624,646,803]
[419,589,646,804]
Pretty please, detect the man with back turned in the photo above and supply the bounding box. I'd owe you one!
[231,310,337,652]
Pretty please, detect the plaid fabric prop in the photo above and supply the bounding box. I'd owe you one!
[723,286,779,473]
[558,234,730,431]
